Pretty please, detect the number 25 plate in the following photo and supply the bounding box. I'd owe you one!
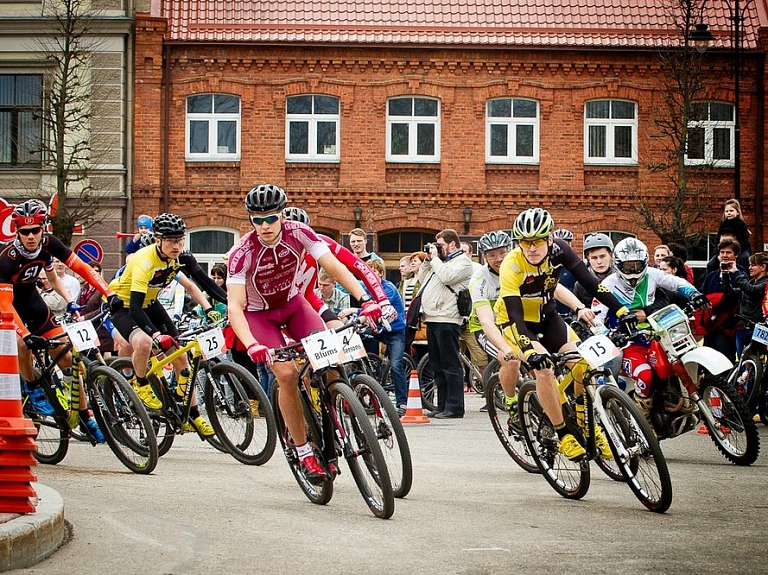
[752,323,768,346]
[196,327,226,360]
[577,334,619,368]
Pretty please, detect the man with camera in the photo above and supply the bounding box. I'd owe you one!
[417,228,473,419]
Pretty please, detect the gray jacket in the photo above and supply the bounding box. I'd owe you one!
[417,251,473,325]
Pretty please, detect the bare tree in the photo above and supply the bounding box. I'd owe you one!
[634,0,713,245]
[31,0,119,246]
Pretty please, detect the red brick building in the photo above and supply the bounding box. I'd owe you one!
[132,0,768,277]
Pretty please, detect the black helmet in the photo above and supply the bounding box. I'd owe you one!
[139,232,155,247]
[283,206,311,225]
[478,230,512,253]
[245,184,288,213]
[152,213,186,238]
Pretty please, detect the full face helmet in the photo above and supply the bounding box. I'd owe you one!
[478,230,512,253]
[152,213,186,238]
[614,238,649,287]
[283,206,311,225]
[12,200,48,230]
[512,208,554,240]
[245,184,288,214]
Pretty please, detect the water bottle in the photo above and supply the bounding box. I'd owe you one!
[596,375,606,386]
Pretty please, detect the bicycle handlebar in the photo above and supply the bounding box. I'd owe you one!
[271,316,369,362]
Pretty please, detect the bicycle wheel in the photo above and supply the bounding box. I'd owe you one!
[329,381,395,519]
[699,377,760,466]
[731,352,763,412]
[381,353,416,395]
[597,385,672,513]
[464,355,484,395]
[203,360,276,466]
[349,374,413,498]
[90,365,158,475]
[27,411,69,465]
[485,373,538,473]
[482,358,500,392]
[271,381,333,505]
[518,381,590,500]
[416,353,437,412]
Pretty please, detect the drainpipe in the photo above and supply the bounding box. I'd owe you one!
[162,42,170,212]
[124,0,134,265]
[755,50,765,251]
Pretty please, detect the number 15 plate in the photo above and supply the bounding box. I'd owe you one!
[577,334,619,368]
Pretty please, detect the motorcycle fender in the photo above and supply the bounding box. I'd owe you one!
[682,347,733,379]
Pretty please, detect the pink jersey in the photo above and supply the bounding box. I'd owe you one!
[228,221,330,311]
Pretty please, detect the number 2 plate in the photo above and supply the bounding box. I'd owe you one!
[196,327,226,360]
[752,323,768,346]
[64,321,99,352]
[302,330,345,370]
[577,334,619,368]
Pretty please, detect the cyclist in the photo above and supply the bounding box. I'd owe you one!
[227,184,384,484]
[0,200,124,439]
[574,232,615,307]
[494,208,636,460]
[108,213,226,436]
[592,238,707,422]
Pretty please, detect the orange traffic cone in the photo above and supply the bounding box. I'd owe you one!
[0,311,38,513]
[697,390,722,435]
[400,369,430,425]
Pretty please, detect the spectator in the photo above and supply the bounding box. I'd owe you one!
[348,227,382,263]
[667,242,695,284]
[461,241,483,274]
[722,251,768,358]
[398,255,419,314]
[77,260,114,355]
[706,199,752,273]
[653,244,671,268]
[53,257,81,301]
[406,251,428,362]
[417,228,473,419]
[37,271,67,318]
[314,269,350,316]
[195,263,228,321]
[658,255,687,279]
[125,214,154,255]
[574,233,614,307]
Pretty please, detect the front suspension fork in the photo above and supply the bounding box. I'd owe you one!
[672,361,725,440]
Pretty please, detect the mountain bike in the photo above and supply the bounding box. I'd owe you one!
[517,328,672,513]
[417,348,483,411]
[110,319,276,465]
[270,320,395,519]
[22,312,158,474]
[728,318,768,425]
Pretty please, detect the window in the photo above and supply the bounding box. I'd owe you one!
[285,95,340,162]
[0,74,43,166]
[584,100,637,165]
[685,102,734,167]
[386,97,440,163]
[186,94,240,161]
[486,98,539,164]
[188,228,238,273]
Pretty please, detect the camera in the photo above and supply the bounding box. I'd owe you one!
[424,243,442,255]
[720,261,730,271]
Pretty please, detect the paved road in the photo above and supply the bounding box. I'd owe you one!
[11,393,768,574]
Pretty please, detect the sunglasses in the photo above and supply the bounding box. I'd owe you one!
[18,227,43,236]
[518,238,548,249]
[250,214,280,226]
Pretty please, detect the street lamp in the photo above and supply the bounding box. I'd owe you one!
[690,23,714,53]
[462,207,472,235]
[353,205,362,229]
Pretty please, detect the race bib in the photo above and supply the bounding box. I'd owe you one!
[751,323,768,346]
[64,320,100,352]
[302,330,345,370]
[338,326,366,363]
[196,326,226,360]
[577,334,619,368]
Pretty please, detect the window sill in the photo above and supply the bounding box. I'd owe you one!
[285,162,340,169]
[485,164,539,173]
[583,164,638,174]
[185,161,240,168]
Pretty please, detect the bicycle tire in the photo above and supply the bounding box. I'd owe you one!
[731,352,763,412]
[699,377,760,466]
[416,353,437,412]
[329,380,395,519]
[28,411,69,465]
[89,365,159,475]
[381,353,416,392]
[349,373,413,498]
[203,360,276,466]
[518,381,590,500]
[597,385,672,513]
[271,381,333,505]
[484,373,538,473]
[482,358,500,391]
[110,357,176,457]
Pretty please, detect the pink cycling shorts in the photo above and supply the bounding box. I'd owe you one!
[244,296,325,348]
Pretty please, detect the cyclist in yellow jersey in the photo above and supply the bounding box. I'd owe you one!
[494,208,636,460]
[109,214,226,435]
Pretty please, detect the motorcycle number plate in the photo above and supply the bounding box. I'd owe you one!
[577,334,620,369]
[752,323,768,346]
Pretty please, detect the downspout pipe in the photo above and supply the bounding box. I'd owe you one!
[162,41,170,212]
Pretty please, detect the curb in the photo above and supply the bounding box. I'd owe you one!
[0,483,66,572]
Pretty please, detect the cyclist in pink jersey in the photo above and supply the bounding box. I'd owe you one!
[228,184,384,484]
[283,207,396,325]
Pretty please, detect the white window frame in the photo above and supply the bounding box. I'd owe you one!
[386,96,440,163]
[485,97,539,164]
[187,227,239,273]
[584,99,638,165]
[185,94,241,162]
[685,101,735,168]
[285,94,340,163]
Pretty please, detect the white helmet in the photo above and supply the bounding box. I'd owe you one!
[614,238,648,286]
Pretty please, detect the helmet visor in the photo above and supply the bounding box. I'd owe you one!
[620,261,645,275]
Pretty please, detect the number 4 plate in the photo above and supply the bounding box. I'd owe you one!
[752,323,768,346]
[577,334,619,369]
[63,321,100,352]
[196,326,226,360]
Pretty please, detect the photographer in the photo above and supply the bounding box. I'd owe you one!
[417,228,473,419]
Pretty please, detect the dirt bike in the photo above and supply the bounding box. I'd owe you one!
[621,304,759,466]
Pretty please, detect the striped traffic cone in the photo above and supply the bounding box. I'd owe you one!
[0,311,39,513]
[400,369,429,424]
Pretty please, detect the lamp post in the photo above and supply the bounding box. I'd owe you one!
[353,205,362,229]
[462,207,472,235]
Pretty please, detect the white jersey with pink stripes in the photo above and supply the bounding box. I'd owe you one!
[227,220,330,311]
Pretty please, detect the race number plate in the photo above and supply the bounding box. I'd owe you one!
[196,326,226,360]
[751,323,768,346]
[338,326,366,362]
[577,334,619,368]
[64,321,99,352]
[302,330,345,370]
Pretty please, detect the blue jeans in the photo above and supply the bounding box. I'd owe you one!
[377,330,407,407]
[735,327,752,360]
